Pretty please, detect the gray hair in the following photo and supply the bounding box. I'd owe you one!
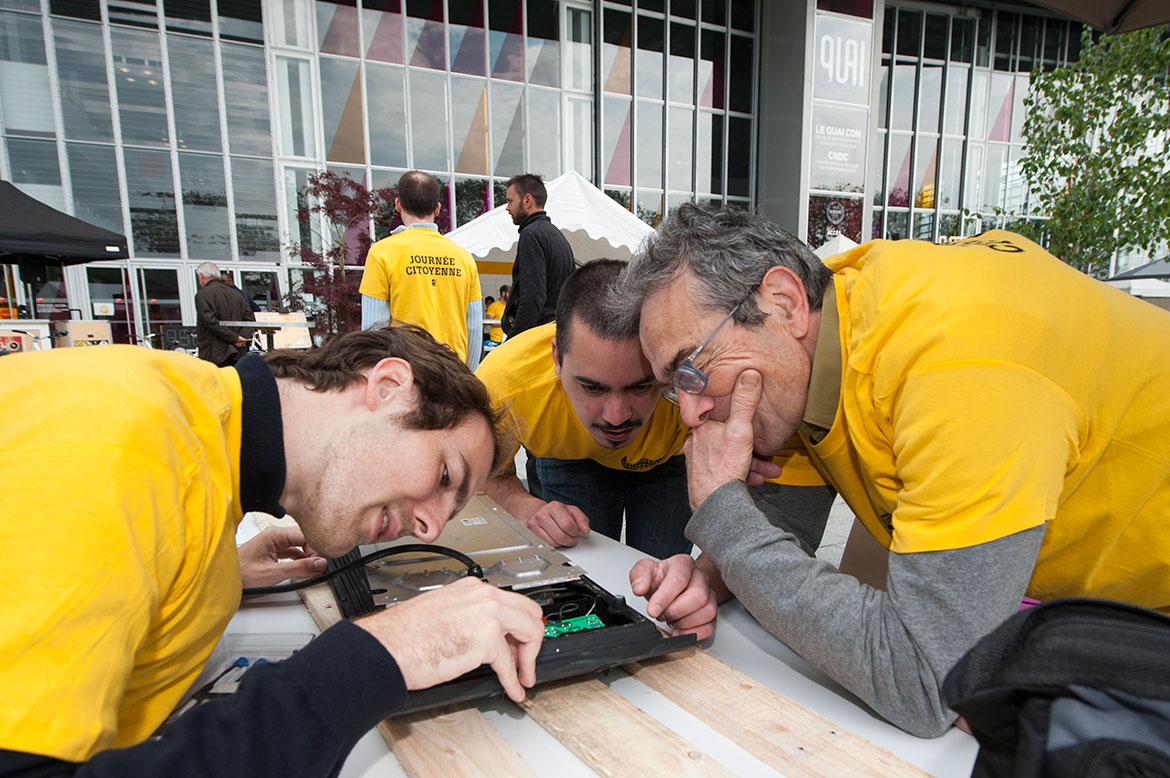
[609,202,832,329]
[195,261,221,280]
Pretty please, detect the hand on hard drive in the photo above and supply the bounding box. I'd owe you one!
[356,577,545,702]
[629,554,718,641]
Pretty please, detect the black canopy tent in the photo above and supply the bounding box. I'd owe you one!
[0,180,129,319]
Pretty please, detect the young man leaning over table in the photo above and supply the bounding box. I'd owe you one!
[0,324,544,777]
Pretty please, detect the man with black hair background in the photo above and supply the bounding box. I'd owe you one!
[501,173,574,337]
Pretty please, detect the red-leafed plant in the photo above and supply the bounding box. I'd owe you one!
[286,171,397,334]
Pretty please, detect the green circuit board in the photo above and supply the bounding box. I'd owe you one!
[544,613,605,638]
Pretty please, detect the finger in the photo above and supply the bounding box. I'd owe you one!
[267,525,308,548]
[658,583,713,623]
[275,546,310,560]
[545,504,585,539]
[729,369,763,425]
[487,637,526,702]
[645,561,692,620]
[628,558,658,597]
[491,593,545,695]
[526,518,563,548]
[664,596,718,630]
[673,621,715,641]
[749,455,782,480]
[533,513,578,547]
[566,504,591,536]
[281,556,328,580]
[511,627,543,690]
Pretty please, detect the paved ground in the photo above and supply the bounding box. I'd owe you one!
[815,496,855,568]
[514,448,856,566]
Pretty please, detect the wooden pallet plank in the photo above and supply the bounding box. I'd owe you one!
[296,583,341,630]
[379,707,537,778]
[254,513,926,777]
[522,676,737,778]
[625,647,932,778]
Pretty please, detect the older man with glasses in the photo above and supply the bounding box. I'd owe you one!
[610,202,1170,739]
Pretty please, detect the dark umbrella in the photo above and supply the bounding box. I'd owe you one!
[0,181,129,318]
[1025,0,1170,35]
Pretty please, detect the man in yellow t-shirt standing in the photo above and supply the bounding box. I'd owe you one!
[476,260,693,559]
[485,285,507,346]
[614,203,1170,739]
[359,171,483,369]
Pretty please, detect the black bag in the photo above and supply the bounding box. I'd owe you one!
[942,598,1170,778]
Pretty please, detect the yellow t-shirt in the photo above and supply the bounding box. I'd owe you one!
[0,346,245,760]
[359,227,482,361]
[805,231,1170,610]
[476,322,690,470]
[766,434,828,487]
[486,300,505,342]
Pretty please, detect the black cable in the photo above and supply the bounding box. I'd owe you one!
[242,543,484,596]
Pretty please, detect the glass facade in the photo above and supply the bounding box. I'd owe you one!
[1,0,757,341]
[277,0,756,227]
[1,0,278,341]
[3,0,1099,340]
[872,4,1081,242]
[597,2,756,222]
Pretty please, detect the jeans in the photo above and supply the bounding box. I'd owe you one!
[526,453,692,559]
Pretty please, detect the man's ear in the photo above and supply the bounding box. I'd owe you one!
[431,202,442,221]
[550,336,562,377]
[364,357,415,412]
[758,265,812,339]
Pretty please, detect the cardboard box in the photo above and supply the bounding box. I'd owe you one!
[50,320,113,347]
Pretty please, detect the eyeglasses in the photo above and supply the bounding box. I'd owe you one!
[662,302,743,405]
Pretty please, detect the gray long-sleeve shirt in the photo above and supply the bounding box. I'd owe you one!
[691,480,1044,737]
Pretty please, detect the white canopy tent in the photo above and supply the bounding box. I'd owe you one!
[448,170,655,267]
[812,233,860,261]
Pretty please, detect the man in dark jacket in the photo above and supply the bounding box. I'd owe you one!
[195,262,255,366]
[502,174,574,337]
[223,272,263,313]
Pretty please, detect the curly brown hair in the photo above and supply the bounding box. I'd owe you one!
[264,324,512,475]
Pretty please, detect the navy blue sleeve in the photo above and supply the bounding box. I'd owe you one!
[0,621,407,778]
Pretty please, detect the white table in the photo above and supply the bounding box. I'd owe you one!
[221,320,313,352]
[229,528,978,778]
